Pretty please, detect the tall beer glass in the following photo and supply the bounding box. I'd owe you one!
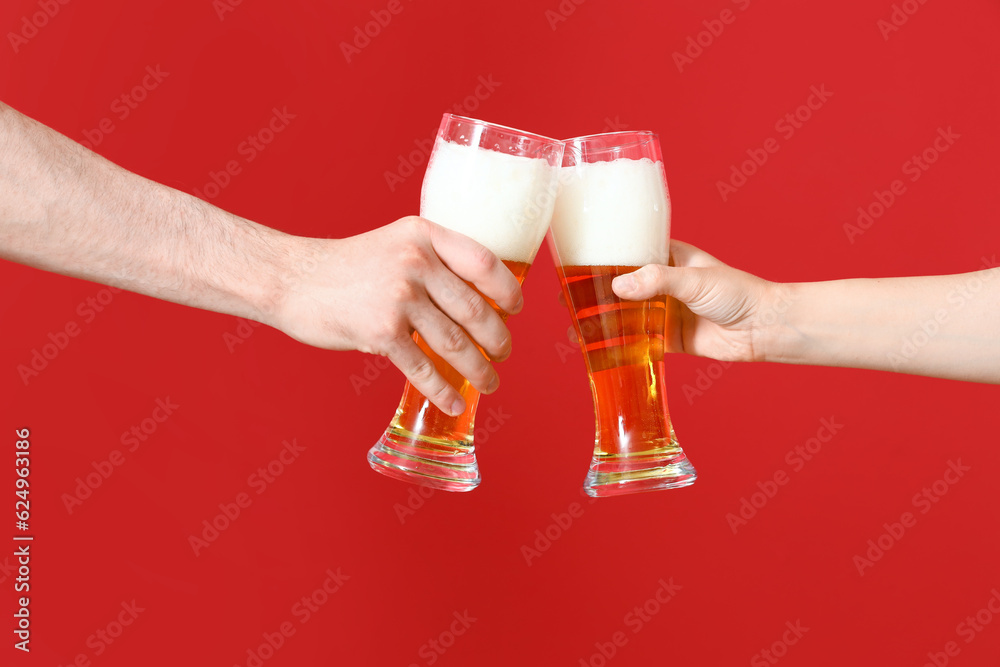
[368,114,563,492]
[548,131,696,497]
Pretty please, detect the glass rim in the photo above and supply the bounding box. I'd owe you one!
[562,130,658,143]
[442,113,563,146]
[561,130,659,152]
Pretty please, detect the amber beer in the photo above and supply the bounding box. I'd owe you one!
[557,264,676,455]
[368,115,563,491]
[548,131,696,497]
[374,259,529,469]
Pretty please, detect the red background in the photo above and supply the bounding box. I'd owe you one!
[2,0,1000,665]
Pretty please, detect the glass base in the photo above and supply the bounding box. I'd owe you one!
[584,450,697,498]
[367,429,480,493]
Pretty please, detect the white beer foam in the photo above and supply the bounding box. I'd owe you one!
[420,138,558,264]
[549,157,670,266]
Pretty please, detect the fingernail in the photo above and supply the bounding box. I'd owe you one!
[486,375,499,393]
[449,398,466,416]
[514,295,524,313]
[497,336,511,361]
[614,274,637,292]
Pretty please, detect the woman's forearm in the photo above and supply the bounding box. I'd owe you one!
[0,101,292,323]
[764,267,1000,383]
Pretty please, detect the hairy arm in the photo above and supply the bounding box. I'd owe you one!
[0,101,290,320]
[0,102,523,414]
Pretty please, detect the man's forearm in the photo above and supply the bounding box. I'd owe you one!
[764,269,1000,383]
[0,102,292,323]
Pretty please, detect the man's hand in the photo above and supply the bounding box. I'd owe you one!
[271,217,523,416]
[0,103,524,415]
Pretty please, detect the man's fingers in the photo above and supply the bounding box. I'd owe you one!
[612,264,713,305]
[410,303,500,397]
[423,221,523,315]
[425,268,512,362]
[386,336,467,417]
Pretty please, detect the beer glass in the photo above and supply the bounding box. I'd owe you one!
[547,131,697,497]
[368,114,564,492]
